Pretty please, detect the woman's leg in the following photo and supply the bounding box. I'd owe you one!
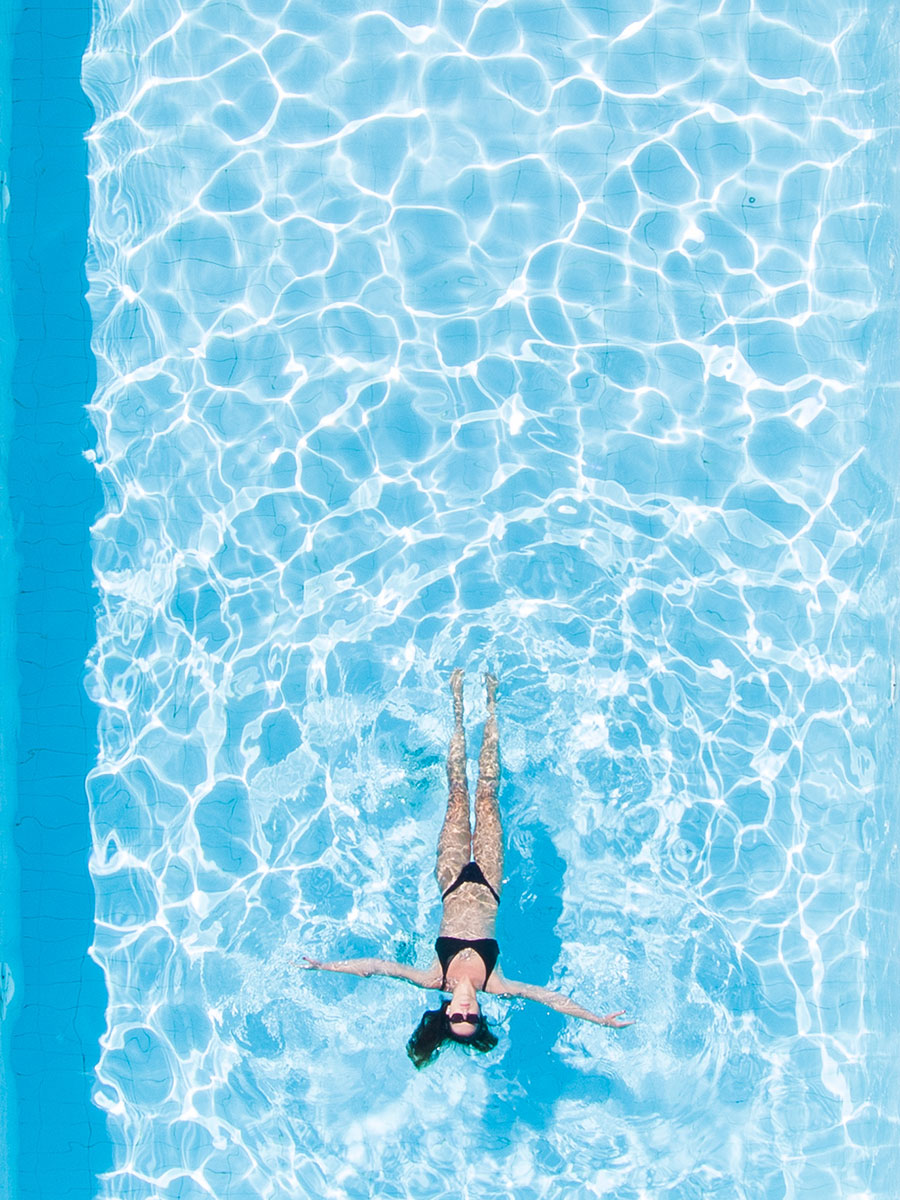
[436,669,472,893]
[473,673,503,896]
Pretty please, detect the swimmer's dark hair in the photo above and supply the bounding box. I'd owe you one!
[406,1000,499,1069]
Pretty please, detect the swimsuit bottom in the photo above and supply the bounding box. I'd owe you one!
[441,859,500,904]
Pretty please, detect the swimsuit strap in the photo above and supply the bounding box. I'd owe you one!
[441,860,500,905]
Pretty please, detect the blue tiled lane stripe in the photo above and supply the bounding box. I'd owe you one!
[8,0,110,1195]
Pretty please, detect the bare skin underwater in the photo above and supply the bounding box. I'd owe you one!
[300,670,632,1051]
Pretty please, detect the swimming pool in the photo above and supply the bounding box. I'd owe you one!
[5,0,900,1195]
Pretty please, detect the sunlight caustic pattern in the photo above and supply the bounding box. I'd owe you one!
[82,0,898,1197]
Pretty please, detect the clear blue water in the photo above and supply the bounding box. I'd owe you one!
[9,0,900,1196]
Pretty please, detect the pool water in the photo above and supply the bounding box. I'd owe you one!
[14,0,900,1196]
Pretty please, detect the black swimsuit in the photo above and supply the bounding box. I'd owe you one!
[435,936,500,991]
[441,860,500,904]
[435,861,500,990]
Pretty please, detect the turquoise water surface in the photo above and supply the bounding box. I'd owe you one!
[69,0,900,1196]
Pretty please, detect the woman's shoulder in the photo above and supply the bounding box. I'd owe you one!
[414,958,444,990]
[482,966,513,995]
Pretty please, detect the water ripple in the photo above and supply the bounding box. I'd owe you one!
[83,0,898,1197]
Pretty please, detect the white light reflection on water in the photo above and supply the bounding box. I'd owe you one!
[83,0,899,1196]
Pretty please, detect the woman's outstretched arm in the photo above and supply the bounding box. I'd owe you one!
[298,956,437,988]
[487,973,633,1027]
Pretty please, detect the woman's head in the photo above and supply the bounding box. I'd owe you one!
[406,1000,499,1068]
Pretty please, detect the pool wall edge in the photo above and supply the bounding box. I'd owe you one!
[8,0,110,1194]
[0,0,22,1194]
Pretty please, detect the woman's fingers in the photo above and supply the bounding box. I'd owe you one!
[293,956,321,969]
[603,1010,635,1027]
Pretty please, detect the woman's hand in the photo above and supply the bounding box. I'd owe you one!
[294,956,324,970]
[600,1010,634,1028]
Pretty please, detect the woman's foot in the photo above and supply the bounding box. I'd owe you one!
[484,672,497,712]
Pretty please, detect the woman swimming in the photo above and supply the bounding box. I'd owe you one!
[300,670,632,1067]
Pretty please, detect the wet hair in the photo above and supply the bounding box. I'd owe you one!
[406,1000,499,1069]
